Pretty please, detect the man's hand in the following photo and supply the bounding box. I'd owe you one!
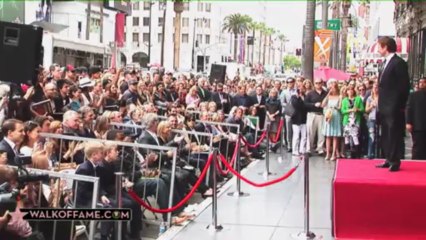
[147,152,158,163]
[0,211,10,229]
[406,124,413,133]
[314,102,321,108]
[101,196,110,205]
[167,150,173,158]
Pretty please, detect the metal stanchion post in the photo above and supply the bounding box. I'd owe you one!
[278,117,285,163]
[207,149,223,231]
[115,172,124,240]
[292,154,321,240]
[259,122,276,178]
[227,134,250,197]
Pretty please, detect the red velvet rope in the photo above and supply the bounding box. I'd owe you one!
[128,153,214,213]
[215,141,239,176]
[269,119,284,143]
[218,153,299,187]
[240,130,268,148]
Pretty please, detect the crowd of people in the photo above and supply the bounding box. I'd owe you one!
[0,38,424,239]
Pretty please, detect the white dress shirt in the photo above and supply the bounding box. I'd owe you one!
[383,53,395,72]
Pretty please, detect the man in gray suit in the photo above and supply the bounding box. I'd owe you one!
[280,78,298,152]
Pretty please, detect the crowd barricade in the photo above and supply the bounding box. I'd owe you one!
[39,132,179,227]
[111,120,243,195]
[108,122,218,186]
[193,120,248,196]
[10,166,100,240]
[186,110,260,141]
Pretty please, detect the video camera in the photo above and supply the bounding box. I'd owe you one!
[0,163,49,214]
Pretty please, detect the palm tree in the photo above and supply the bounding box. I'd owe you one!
[269,28,276,65]
[340,0,351,71]
[173,0,184,70]
[277,33,288,69]
[241,15,253,65]
[302,0,316,80]
[249,21,259,66]
[160,1,167,66]
[257,23,266,63]
[263,27,274,65]
[86,1,91,41]
[222,13,251,62]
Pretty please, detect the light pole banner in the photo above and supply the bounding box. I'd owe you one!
[314,29,333,66]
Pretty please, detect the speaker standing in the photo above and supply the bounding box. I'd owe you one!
[375,37,410,172]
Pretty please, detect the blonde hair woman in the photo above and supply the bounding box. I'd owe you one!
[303,79,313,92]
[321,80,343,160]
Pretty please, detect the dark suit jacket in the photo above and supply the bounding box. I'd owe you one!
[251,94,267,129]
[96,160,118,198]
[378,54,410,117]
[197,87,211,102]
[211,92,232,113]
[406,90,426,131]
[74,160,97,207]
[137,130,169,168]
[166,90,179,103]
[53,95,70,114]
[232,94,253,110]
[194,123,212,145]
[195,122,211,134]
[0,139,17,166]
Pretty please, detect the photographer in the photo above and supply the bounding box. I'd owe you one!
[0,165,32,239]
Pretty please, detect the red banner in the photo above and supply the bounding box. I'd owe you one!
[115,13,125,48]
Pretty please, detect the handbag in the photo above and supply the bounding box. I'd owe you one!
[284,103,296,117]
[325,108,333,122]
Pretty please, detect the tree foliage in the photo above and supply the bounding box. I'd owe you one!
[283,55,301,70]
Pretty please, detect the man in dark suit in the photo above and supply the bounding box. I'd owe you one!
[52,79,70,120]
[197,77,211,102]
[74,141,104,207]
[232,85,253,113]
[194,112,212,133]
[406,78,426,160]
[97,144,142,240]
[137,113,174,169]
[376,37,410,172]
[250,86,267,129]
[211,83,232,113]
[0,119,25,166]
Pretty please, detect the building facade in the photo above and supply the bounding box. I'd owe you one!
[394,1,426,81]
[1,1,120,68]
[121,1,231,72]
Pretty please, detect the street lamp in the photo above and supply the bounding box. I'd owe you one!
[192,17,207,73]
[160,1,167,66]
[148,1,154,65]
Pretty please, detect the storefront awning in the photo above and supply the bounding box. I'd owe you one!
[53,36,107,55]
[367,37,410,54]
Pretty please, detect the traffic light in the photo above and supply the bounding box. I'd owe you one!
[296,48,302,56]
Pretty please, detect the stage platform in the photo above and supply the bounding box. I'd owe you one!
[160,152,335,240]
[334,159,426,240]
